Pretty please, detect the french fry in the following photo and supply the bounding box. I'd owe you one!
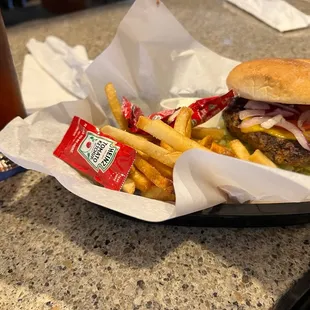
[137,150,149,160]
[185,118,192,138]
[134,134,157,143]
[249,150,277,168]
[229,139,250,160]
[142,186,176,202]
[165,152,182,163]
[210,142,235,157]
[191,127,225,140]
[174,107,193,137]
[122,177,135,194]
[199,135,213,148]
[129,166,152,192]
[137,117,209,153]
[134,154,172,190]
[101,126,176,168]
[104,83,128,130]
[160,141,174,152]
[148,158,173,180]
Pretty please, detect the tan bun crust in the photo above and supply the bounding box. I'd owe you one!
[226,58,310,105]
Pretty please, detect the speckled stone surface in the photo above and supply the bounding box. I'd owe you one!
[1,0,310,309]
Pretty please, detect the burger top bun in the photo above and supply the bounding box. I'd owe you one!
[226,58,310,105]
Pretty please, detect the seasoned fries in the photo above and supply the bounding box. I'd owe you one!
[104,83,128,130]
[129,167,152,192]
[134,154,172,190]
[142,186,175,202]
[210,142,235,157]
[229,139,250,160]
[122,177,135,194]
[249,150,277,168]
[192,127,225,140]
[137,116,208,153]
[174,107,193,137]
[101,125,176,168]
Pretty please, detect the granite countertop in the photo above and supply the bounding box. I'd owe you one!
[1,0,310,309]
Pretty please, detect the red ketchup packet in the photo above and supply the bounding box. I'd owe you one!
[121,97,145,133]
[122,90,234,134]
[53,116,136,191]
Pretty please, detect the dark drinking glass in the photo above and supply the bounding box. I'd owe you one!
[0,11,26,131]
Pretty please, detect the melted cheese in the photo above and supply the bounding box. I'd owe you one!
[241,124,310,141]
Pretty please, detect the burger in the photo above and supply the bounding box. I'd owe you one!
[223,58,310,171]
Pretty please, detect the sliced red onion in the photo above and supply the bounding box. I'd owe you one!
[238,105,310,150]
[239,116,271,129]
[261,115,283,129]
[297,110,310,131]
[245,100,270,110]
[239,109,266,120]
[266,108,294,118]
[276,119,310,151]
[268,102,299,114]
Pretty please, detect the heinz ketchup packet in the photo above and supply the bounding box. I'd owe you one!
[122,91,234,134]
[53,116,136,191]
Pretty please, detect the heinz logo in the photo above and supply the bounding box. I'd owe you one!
[78,132,119,172]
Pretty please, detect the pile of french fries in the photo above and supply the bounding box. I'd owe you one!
[102,83,277,202]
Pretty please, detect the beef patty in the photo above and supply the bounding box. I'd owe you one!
[222,97,310,167]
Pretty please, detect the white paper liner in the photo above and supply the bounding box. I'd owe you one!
[1,0,310,222]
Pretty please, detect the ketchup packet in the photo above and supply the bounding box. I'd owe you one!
[122,97,145,133]
[122,90,234,134]
[189,91,234,126]
[53,116,136,191]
